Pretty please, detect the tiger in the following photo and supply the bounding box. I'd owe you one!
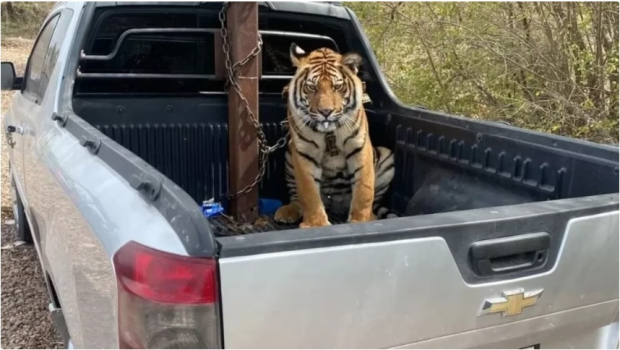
[274,43,396,228]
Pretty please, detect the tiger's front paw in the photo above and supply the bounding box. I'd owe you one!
[274,203,302,224]
[299,211,331,228]
[348,209,374,223]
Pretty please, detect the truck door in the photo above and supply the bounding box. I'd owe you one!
[6,13,60,219]
[21,8,73,253]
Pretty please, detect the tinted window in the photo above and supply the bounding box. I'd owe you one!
[24,14,60,99]
[39,9,74,101]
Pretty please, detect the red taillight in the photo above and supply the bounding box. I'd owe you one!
[115,241,217,304]
[113,241,221,349]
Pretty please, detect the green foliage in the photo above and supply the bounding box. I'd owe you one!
[346,2,619,143]
[1,2,617,142]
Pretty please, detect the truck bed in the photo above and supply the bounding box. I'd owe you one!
[73,95,618,236]
[69,3,618,236]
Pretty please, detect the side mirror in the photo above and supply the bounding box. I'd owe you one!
[1,62,21,91]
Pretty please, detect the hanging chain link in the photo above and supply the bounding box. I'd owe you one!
[218,2,289,200]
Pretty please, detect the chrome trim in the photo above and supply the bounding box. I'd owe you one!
[478,288,544,317]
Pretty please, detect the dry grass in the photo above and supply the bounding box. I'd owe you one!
[1,37,32,208]
[1,2,56,40]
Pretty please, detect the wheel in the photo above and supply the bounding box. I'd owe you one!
[10,174,32,243]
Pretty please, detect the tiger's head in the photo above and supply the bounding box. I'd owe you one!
[286,43,364,133]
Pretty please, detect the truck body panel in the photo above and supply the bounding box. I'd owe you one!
[4,2,191,348]
[219,210,618,348]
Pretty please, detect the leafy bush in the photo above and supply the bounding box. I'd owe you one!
[2,2,617,142]
[347,2,619,143]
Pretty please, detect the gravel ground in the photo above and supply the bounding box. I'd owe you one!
[1,210,63,349]
[1,37,62,349]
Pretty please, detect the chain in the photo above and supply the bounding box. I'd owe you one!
[218,2,289,200]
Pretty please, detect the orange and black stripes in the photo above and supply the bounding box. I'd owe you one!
[274,45,397,227]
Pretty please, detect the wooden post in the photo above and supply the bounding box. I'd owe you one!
[227,2,259,223]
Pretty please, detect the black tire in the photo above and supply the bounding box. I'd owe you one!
[10,175,32,243]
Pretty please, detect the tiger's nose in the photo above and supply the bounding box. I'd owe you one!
[318,108,333,117]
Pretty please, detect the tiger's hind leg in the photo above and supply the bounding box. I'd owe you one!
[372,147,397,219]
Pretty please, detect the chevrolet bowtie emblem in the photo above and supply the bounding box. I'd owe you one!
[479,288,543,317]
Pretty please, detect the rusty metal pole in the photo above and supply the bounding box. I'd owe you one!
[227,2,259,224]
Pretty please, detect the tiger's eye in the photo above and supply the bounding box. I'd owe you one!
[306,83,316,92]
[334,83,344,91]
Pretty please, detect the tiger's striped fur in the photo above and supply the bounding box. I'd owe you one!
[274,44,396,228]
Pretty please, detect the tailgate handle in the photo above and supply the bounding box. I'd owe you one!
[470,232,550,276]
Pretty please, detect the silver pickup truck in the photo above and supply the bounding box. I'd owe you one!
[2,1,618,349]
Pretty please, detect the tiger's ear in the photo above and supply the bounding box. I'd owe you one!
[341,52,362,74]
[290,43,307,67]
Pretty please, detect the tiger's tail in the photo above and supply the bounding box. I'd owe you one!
[373,205,398,219]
